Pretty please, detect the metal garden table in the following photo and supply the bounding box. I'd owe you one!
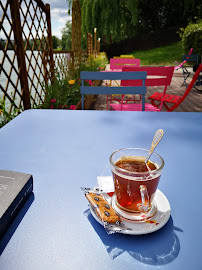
[0,109,201,270]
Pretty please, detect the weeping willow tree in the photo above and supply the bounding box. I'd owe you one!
[80,0,139,43]
[79,0,201,43]
[66,0,138,48]
[66,0,202,49]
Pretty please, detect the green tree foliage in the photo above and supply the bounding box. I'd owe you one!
[0,39,6,49]
[78,0,201,42]
[66,0,201,45]
[138,0,201,32]
[179,20,202,55]
[52,36,61,49]
[80,0,139,43]
[61,21,72,50]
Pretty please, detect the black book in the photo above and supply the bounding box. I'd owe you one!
[0,170,33,239]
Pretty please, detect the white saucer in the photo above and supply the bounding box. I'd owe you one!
[90,189,171,235]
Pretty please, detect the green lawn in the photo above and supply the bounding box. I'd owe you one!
[132,42,184,66]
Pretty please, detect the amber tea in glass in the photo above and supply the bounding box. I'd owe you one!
[110,148,164,214]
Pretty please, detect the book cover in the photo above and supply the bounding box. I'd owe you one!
[0,170,33,240]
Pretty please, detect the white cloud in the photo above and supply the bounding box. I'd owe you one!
[49,1,71,39]
[51,8,70,24]
[45,0,69,10]
[51,8,69,18]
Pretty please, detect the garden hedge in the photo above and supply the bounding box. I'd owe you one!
[180,20,202,56]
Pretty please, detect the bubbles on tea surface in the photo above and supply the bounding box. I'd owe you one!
[116,160,149,172]
[116,158,157,173]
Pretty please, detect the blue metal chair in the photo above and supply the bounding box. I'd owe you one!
[80,71,147,110]
[181,54,199,87]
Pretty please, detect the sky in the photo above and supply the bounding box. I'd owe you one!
[45,0,71,39]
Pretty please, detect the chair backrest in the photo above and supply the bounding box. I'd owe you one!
[167,64,202,112]
[114,55,135,59]
[174,48,193,70]
[110,58,140,70]
[182,54,199,65]
[121,66,174,111]
[80,71,147,110]
[120,55,135,59]
[121,66,174,86]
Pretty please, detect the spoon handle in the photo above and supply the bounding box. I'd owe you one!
[145,129,164,163]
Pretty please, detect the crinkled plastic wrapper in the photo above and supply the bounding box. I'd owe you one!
[82,188,123,234]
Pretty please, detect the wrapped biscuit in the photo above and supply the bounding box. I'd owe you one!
[83,188,125,234]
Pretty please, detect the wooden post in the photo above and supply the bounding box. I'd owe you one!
[87,33,91,56]
[90,34,93,55]
[9,0,31,110]
[71,0,82,70]
[97,38,100,54]
[45,4,55,82]
[94,28,97,57]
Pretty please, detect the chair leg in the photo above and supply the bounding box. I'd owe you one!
[181,67,190,88]
[150,99,170,111]
[194,75,202,91]
[120,94,124,111]
[150,100,160,108]
[107,95,113,110]
[163,102,170,111]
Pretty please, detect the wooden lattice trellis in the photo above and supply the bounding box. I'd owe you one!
[87,33,93,56]
[87,31,101,57]
[0,0,96,119]
[53,50,88,79]
[53,50,73,80]
[0,0,54,113]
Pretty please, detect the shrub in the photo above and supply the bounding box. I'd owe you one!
[0,98,20,128]
[179,20,202,55]
[41,75,81,110]
[41,52,108,110]
[69,52,108,79]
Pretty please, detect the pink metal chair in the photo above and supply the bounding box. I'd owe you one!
[110,58,140,71]
[106,58,141,108]
[110,66,174,111]
[174,48,195,87]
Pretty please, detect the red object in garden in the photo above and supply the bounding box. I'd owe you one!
[148,64,202,111]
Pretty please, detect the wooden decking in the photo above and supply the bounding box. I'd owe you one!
[91,67,202,112]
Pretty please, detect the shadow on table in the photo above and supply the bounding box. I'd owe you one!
[0,192,34,255]
[85,209,182,265]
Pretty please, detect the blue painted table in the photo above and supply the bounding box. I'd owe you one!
[0,110,202,270]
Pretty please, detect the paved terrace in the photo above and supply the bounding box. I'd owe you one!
[90,65,202,112]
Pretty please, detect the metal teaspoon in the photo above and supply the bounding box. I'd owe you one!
[145,129,164,164]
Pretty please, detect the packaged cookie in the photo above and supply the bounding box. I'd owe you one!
[83,188,125,234]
